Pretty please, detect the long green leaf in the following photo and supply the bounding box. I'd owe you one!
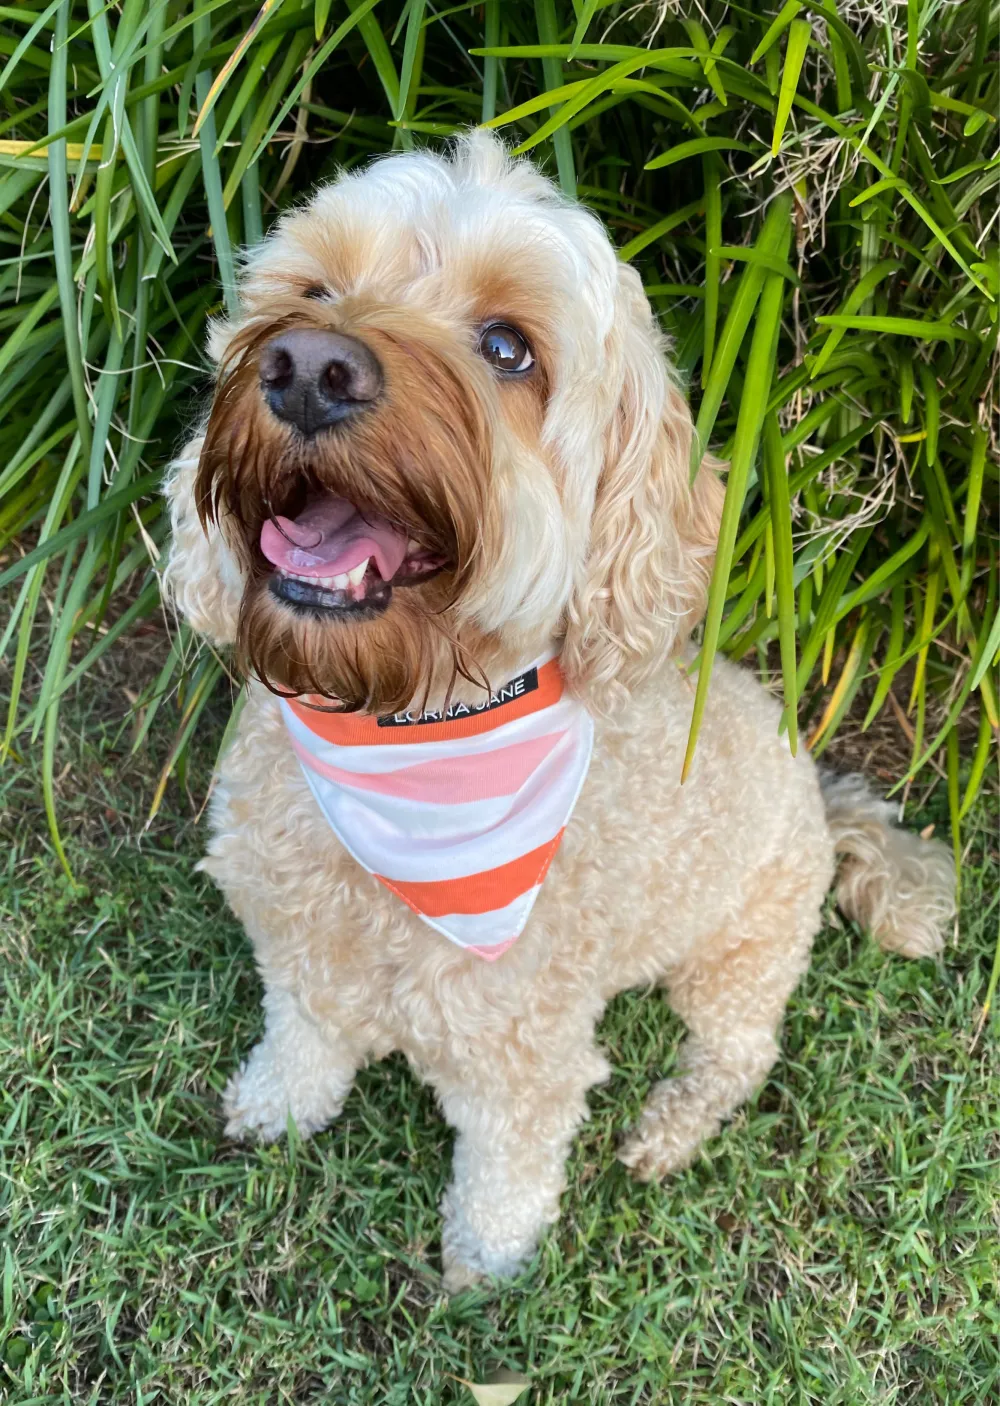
[763,411,798,753]
[534,0,575,197]
[683,249,791,781]
[692,194,793,475]
[645,137,752,171]
[46,2,91,463]
[751,1,801,64]
[772,19,811,154]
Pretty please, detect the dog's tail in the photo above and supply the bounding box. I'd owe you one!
[821,773,956,958]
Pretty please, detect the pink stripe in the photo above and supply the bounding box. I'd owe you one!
[467,936,519,962]
[291,730,568,804]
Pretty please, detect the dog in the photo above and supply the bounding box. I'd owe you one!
[163,131,955,1290]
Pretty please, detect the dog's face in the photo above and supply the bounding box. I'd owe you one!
[191,132,722,715]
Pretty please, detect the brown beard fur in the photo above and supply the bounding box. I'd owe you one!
[195,302,495,714]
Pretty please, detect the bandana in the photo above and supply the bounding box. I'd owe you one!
[281,655,594,960]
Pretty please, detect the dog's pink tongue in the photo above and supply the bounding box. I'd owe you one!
[260,497,409,580]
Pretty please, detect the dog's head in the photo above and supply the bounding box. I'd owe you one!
[176,131,723,715]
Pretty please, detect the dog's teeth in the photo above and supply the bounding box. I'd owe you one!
[278,568,356,592]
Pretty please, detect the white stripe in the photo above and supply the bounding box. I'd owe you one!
[298,717,592,882]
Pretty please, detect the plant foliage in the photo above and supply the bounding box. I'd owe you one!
[0,0,997,870]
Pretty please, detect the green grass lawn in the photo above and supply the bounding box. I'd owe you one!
[2,675,997,1405]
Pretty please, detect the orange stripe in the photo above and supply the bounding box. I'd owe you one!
[376,830,565,917]
[288,658,563,747]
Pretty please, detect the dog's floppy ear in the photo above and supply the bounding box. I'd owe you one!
[562,264,724,713]
[162,437,244,646]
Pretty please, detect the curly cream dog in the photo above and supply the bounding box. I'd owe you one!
[164,132,955,1289]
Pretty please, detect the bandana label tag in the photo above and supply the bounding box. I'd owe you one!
[378,666,538,728]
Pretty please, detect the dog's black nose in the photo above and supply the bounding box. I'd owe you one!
[258,329,383,435]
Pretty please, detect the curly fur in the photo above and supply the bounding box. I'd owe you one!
[821,772,955,958]
[162,131,956,1290]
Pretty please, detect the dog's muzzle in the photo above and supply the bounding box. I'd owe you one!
[258,328,383,437]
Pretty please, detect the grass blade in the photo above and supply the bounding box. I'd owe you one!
[751,1,801,65]
[194,10,238,319]
[481,0,500,124]
[702,153,721,387]
[772,18,811,155]
[692,193,793,474]
[192,0,285,139]
[683,254,791,782]
[46,1,91,462]
[763,411,798,753]
[645,137,752,171]
[394,0,426,123]
[534,0,576,197]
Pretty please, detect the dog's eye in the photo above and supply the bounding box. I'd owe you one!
[303,284,327,300]
[477,323,534,374]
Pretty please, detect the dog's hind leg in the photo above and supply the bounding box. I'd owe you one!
[223,986,359,1142]
[619,860,828,1182]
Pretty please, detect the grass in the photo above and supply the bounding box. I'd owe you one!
[0,0,997,864]
[1,667,998,1404]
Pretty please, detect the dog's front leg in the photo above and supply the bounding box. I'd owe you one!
[435,1043,609,1290]
[223,986,359,1142]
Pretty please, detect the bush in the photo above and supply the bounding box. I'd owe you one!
[0,0,997,871]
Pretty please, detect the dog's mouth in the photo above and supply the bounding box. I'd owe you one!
[260,492,447,618]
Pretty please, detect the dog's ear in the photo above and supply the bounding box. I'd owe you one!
[162,437,243,645]
[562,265,724,712]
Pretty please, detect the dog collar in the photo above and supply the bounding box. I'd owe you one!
[280,654,594,960]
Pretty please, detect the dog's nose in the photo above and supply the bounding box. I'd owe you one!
[258,329,383,435]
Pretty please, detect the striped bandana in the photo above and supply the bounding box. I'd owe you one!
[281,655,594,960]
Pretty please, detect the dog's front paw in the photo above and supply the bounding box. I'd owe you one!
[438,1188,534,1294]
[222,1038,346,1143]
[440,1246,490,1295]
